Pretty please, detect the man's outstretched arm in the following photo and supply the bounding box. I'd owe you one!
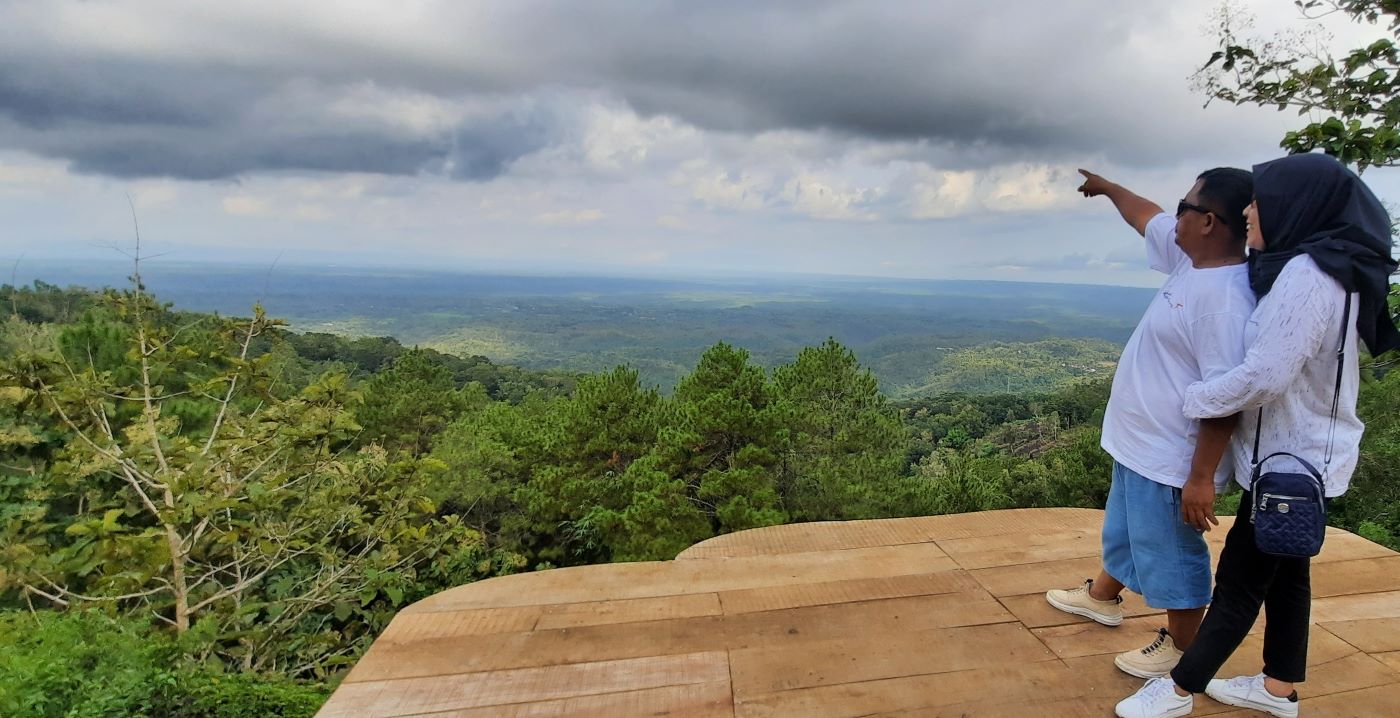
[1078,169,1165,237]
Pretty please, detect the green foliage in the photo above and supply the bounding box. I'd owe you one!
[1,281,98,325]
[0,610,327,718]
[1198,0,1400,170]
[662,343,787,533]
[429,396,556,542]
[1215,487,1243,519]
[7,277,1400,718]
[358,348,481,454]
[897,378,1112,468]
[1,286,484,676]
[1328,360,1400,549]
[773,339,912,520]
[915,450,1012,515]
[907,339,1120,395]
[1358,520,1396,547]
[514,366,668,563]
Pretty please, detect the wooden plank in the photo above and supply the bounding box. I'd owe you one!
[1276,682,1400,716]
[935,527,1100,570]
[679,509,1102,560]
[1312,589,1400,623]
[1059,654,1175,716]
[323,510,1400,716]
[1150,626,1360,688]
[1055,646,1392,716]
[1311,556,1400,598]
[717,570,979,614]
[733,660,1079,718]
[1040,614,1352,665]
[895,697,1151,718]
[728,622,1054,698]
[1373,651,1400,674]
[998,589,1161,629]
[1315,530,1399,563]
[672,544,958,595]
[904,508,1102,541]
[720,591,1015,652]
[395,681,734,718]
[535,593,722,630]
[353,590,1016,683]
[380,607,542,641]
[407,544,958,612]
[345,615,732,682]
[677,519,949,559]
[968,555,1105,597]
[1317,617,1400,654]
[1279,650,1400,698]
[316,651,729,717]
[403,561,677,613]
[1033,616,1235,661]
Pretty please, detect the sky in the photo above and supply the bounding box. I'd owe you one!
[2,0,1397,288]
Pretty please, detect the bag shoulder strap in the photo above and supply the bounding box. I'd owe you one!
[1252,291,1352,470]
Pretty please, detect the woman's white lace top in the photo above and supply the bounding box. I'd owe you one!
[1182,254,1363,497]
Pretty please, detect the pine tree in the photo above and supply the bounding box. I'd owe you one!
[358,348,478,454]
[772,338,911,520]
[660,342,787,534]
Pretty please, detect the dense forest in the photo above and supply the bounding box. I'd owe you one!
[2,279,1398,717]
[19,262,1146,394]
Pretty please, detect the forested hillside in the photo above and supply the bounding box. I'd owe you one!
[16,263,1148,395]
[2,280,1397,717]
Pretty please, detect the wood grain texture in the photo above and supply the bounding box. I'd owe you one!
[319,508,1400,717]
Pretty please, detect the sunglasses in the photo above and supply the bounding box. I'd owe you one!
[1176,199,1215,218]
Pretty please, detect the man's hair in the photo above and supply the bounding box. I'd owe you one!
[1196,167,1253,243]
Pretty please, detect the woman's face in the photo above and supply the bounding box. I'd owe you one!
[1243,199,1264,251]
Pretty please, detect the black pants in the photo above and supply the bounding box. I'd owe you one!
[1170,491,1312,692]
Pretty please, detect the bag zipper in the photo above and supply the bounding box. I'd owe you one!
[1261,494,1313,502]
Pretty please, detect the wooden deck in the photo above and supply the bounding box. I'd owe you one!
[316,508,1400,717]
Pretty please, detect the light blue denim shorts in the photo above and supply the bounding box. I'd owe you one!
[1102,461,1212,609]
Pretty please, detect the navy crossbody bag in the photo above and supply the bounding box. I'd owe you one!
[1248,293,1350,559]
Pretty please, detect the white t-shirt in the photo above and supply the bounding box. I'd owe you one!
[1100,213,1256,489]
[1182,254,1362,497]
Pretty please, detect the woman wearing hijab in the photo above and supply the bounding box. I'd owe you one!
[1115,152,1399,718]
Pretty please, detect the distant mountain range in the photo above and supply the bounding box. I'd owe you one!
[13,260,1153,395]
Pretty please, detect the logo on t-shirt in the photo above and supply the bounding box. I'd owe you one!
[1161,290,1184,309]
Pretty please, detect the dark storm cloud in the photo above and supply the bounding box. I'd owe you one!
[0,0,1209,180]
[447,103,562,180]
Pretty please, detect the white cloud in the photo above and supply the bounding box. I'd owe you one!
[0,159,66,186]
[221,195,267,216]
[7,0,1400,285]
[580,105,694,172]
[679,162,773,212]
[780,173,883,221]
[906,167,977,220]
[534,208,605,226]
[130,181,181,209]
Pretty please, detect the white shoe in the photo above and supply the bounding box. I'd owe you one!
[1115,676,1193,718]
[1045,578,1124,626]
[1205,674,1299,718]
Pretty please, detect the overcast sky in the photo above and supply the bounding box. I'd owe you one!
[2,0,1396,287]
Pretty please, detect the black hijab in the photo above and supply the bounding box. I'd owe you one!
[1249,153,1400,355]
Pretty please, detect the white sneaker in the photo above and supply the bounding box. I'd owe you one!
[1205,674,1299,718]
[1045,578,1124,626]
[1115,677,1193,718]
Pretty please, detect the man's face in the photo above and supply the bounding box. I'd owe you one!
[1174,179,1213,255]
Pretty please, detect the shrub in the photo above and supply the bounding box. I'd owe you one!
[0,610,328,718]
